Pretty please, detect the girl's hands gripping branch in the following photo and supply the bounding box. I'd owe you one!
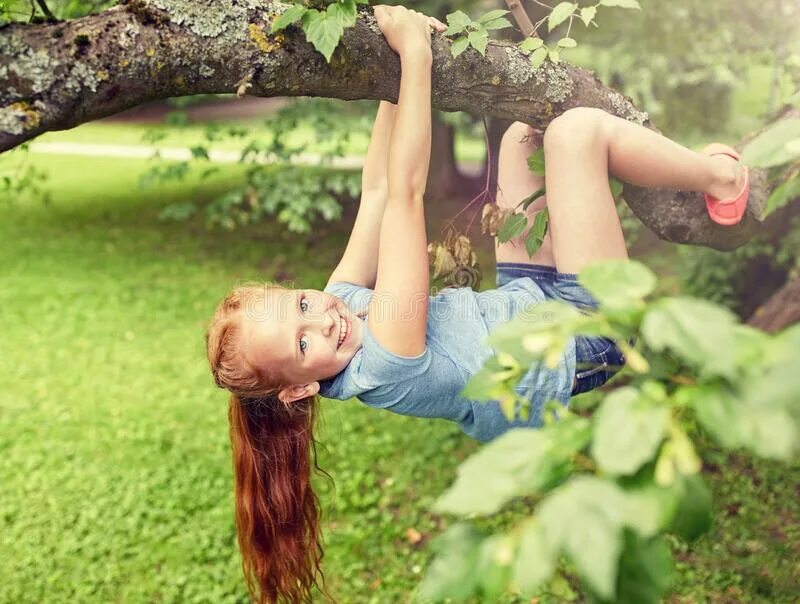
[373,5,445,57]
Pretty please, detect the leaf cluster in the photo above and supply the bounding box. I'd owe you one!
[270,0,368,62]
[144,98,371,234]
[420,258,800,602]
[741,117,800,218]
[443,9,512,58]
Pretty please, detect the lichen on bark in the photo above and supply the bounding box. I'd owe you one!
[0,101,43,135]
[534,62,572,103]
[65,62,104,94]
[502,47,534,85]
[145,0,258,40]
[1,34,60,100]
[609,90,648,125]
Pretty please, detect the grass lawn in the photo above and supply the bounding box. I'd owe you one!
[0,149,798,603]
[31,115,488,164]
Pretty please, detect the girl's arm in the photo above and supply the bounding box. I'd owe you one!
[368,6,434,357]
[326,101,396,289]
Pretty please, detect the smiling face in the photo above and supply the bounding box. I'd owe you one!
[239,287,363,400]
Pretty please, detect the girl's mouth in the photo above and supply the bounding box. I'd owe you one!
[337,314,349,349]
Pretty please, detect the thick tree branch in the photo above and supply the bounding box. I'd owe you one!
[0,0,778,249]
[747,274,800,332]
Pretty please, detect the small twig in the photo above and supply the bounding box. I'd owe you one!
[533,14,549,32]
[504,0,536,38]
[35,0,56,21]
[442,116,497,235]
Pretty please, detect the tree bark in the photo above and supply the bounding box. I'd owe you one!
[747,274,800,333]
[425,113,462,200]
[0,0,783,249]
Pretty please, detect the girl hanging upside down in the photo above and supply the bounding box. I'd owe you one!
[205,5,749,602]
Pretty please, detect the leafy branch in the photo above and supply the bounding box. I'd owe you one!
[419,259,800,602]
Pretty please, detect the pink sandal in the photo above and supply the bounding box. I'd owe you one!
[703,143,750,226]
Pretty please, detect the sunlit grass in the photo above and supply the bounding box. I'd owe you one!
[1,144,797,603]
[31,116,487,164]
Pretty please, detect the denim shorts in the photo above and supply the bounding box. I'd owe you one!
[495,262,625,395]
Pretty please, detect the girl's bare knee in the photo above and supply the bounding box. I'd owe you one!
[543,107,608,152]
[501,122,538,154]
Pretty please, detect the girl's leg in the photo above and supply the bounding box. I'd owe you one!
[495,122,555,267]
[543,108,741,274]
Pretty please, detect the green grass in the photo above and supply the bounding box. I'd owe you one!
[1,151,798,603]
[32,118,487,164]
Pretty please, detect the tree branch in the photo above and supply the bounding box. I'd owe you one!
[504,0,536,37]
[0,0,779,249]
[34,0,56,21]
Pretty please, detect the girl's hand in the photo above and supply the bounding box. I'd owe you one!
[373,5,445,57]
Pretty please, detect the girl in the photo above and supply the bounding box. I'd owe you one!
[205,5,749,602]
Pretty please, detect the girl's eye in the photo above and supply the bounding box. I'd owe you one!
[299,335,308,355]
[300,297,309,313]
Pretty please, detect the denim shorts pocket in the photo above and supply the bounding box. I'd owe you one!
[572,336,625,395]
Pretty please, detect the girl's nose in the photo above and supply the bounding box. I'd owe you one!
[322,311,335,336]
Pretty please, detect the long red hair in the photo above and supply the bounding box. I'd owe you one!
[206,285,332,603]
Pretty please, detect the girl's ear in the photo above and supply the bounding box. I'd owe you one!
[278,382,320,404]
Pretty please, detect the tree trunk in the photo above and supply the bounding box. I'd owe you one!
[425,113,462,201]
[747,275,800,333]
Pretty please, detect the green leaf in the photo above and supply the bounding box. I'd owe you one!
[301,9,344,62]
[497,213,527,243]
[548,2,577,31]
[764,174,800,217]
[512,520,557,596]
[741,118,800,167]
[529,46,548,69]
[621,481,679,538]
[434,422,590,516]
[190,145,209,160]
[418,524,482,600]
[525,210,549,256]
[579,6,597,26]
[689,385,798,459]
[578,259,657,311]
[477,9,509,23]
[667,474,712,542]
[270,3,307,33]
[548,48,560,63]
[468,28,489,55]
[483,16,513,31]
[641,297,738,379]
[328,0,356,28]
[539,477,628,599]
[474,534,515,599]
[519,36,544,53]
[445,10,471,35]
[616,532,674,604]
[599,0,642,8]
[527,147,546,176]
[591,387,669,475]
[450,35,469,57]
[557,37,577,48]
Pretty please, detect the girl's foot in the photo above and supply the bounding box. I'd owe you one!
[703,143,750,226]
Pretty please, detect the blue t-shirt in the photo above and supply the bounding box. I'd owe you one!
[318,279,576,442]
